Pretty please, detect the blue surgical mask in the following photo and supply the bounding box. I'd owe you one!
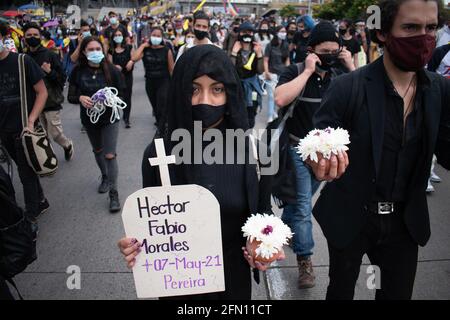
[87,51,104,64]
[110,17,118,25]
[113,36,123,44]
[82,31,91,38]
[150,36,162,46]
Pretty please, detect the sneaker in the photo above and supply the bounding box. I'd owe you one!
[125,120,131,129]
[38,198,50,216]
[81,126,86,134]
[64,142,74,161]
[109,189,121,213]
[426,180,435,193]
[297,256,315,289]
[430,172,441,183]
[98,175,109,194]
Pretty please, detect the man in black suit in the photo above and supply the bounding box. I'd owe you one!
[307,0,450,300]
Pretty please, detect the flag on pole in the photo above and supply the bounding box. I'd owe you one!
[227,1,239,17]
[193,0,207,13]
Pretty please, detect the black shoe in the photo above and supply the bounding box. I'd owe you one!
[81,126,86,134]
[98,175,109,194]
[38,198,50,217]
[109,189,121,213]
[64,142,74,161]
[125,120,131,129]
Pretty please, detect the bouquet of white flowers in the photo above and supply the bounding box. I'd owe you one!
[296,127,350,163]
[242,214,293,263]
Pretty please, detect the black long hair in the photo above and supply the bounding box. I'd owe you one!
[78,36,113,86]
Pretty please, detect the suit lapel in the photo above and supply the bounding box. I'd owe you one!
[365,58,386,177]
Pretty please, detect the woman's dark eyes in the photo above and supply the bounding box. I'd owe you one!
[213,87,225,94]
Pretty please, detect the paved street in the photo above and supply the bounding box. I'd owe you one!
[11,62,450,300]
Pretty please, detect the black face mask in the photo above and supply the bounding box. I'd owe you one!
[339,28,347,36]
[192,104,226,128]
[26,37,41,48]
[233,27,239,33]
[315,53,340,71]
[288,30,296,36]
[194,29,208,40]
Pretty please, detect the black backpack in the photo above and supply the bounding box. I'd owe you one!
[0,165,37,298]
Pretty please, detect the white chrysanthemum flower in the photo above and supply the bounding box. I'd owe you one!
[297,127,350,162]
[242,214,294,260]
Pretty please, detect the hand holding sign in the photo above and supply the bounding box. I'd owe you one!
[121,139,225,298]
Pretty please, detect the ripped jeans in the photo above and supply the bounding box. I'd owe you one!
[85,122,119,190]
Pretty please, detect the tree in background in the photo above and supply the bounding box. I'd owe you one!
[279,5,298,18]
[313,0,377,21]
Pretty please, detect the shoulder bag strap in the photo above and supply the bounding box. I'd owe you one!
[282,62,306,122]
[18,54,28,130]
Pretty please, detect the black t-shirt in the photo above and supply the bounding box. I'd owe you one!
[0,52,45,133]
[341,37,360,56]
[277,64,341,140]
[264,41,289,75]
[111,45,134,75]
[68,64,125,128]
[142,46,170,79]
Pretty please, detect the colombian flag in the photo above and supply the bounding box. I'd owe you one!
[227,1,239,17]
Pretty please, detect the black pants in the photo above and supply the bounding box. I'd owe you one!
[0,275,14,300]
[0,132,44,218]
[145,77,170,125]
[327,209,418,300]
[122,73,133,122]
[247,102,258,129]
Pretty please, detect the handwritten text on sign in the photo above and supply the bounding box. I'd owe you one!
[122,185,225,298]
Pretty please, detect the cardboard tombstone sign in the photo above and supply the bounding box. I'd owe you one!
[122,139,225,298]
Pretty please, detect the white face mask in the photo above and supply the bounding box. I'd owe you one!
[277,32,287,41]
[150,36,162,46]
[0,39,4,53]
[186,37,195,46]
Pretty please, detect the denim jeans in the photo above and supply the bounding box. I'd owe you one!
[282,145,321,257]
[262,74,279,122]
[85,122,120,191]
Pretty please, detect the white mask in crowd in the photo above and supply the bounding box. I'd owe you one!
[277,32,287,41]
[110,17,118,25]
[0,39,4,53]
[113,36,123,44]
[150,36,162,46]
[186,37,195,47]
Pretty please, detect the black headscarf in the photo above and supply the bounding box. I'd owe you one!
[161,44,249,142]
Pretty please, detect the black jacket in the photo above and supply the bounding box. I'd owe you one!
[27,46,66,111]
[312,57,450,249]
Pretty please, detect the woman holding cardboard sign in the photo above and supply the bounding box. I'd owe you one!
[118,45,285,300]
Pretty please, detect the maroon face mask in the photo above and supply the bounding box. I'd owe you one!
[385,34,436,72]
